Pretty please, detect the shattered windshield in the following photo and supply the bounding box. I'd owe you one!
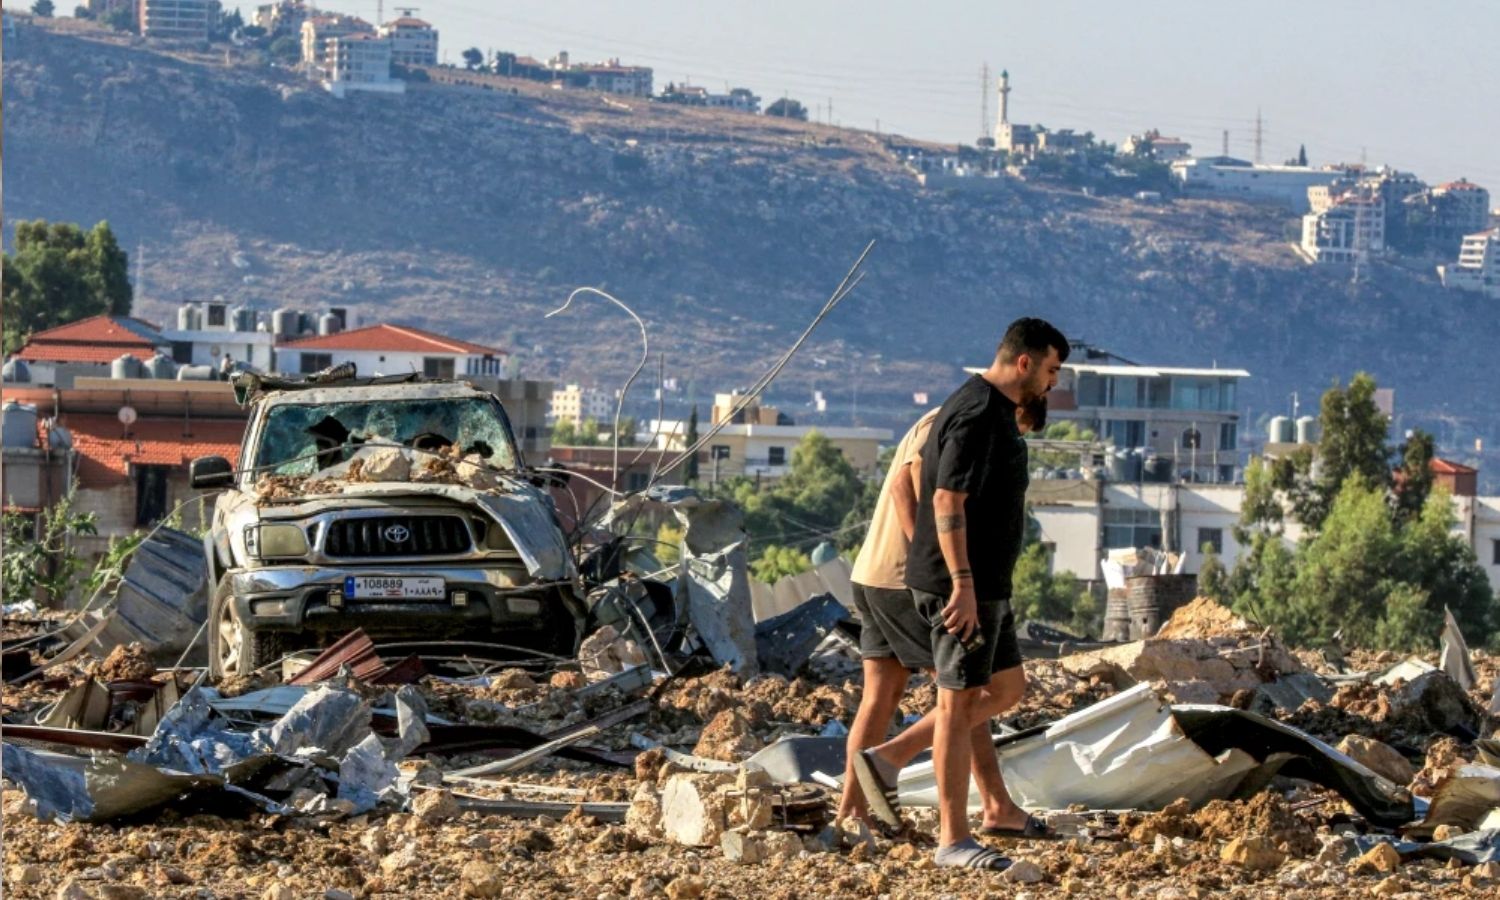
[253,397,519,476]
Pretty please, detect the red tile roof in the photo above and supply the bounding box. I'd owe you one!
[385,16,431,28]
[62,414,245,488]
[277,323,503,356]
[1438,180,1484,191]
[15,315,166,364]
[1431,457,1478,475]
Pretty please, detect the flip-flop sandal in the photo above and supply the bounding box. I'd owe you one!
[979,812,1061,840]
[850,749,903,829]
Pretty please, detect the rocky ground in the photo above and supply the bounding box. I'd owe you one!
[5,595,1500,899]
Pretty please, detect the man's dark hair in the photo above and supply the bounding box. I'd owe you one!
[997,317,1069,365]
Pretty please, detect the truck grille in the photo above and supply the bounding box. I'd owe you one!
[324,516,471,557]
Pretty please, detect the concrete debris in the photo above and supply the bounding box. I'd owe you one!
[753,593,851,678]
[693,708,764,762]
[1337,734,1417,786]
[1221,834,1287,871]
[578,624,650,680]
[1352,841,1403,874]
[659,773,733,847]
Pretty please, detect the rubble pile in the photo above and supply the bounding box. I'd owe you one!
[6,584,1500,897]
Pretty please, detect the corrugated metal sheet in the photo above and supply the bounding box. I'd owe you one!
[66,527,208,659]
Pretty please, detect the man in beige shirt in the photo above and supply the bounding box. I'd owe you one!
[837,402,1044,836]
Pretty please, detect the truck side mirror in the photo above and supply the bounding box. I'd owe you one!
[190,455,235,490]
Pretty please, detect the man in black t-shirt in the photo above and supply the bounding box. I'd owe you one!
[900,318,1067,869]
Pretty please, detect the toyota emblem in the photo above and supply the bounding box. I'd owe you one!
[383,524,411,543]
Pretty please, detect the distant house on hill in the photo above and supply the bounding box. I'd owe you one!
[137,0,212,40]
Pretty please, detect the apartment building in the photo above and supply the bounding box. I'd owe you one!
[379,15,438,67]
[136,0,211,39]
[1439,228,1500,299]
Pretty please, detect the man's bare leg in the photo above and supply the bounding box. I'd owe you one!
[865,666,1028,828]
[934,684,977,847]
[836,657,910,822]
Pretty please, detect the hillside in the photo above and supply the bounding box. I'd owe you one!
[5,20,1497,479]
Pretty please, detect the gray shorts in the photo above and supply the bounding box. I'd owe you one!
[850,583,935,671]
[911,587,1022,691]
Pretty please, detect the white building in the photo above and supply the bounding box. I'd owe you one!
[1171,157,1347,212]
[300,14,373,75]
[379,15,438,67]
[549,384,616,427]
[324,33,404,97]
[137,0,211,39]
[1038,356,1250,484]
[161,300,276,372]
[274,323,506,378]
[576,61,653,97]
[1439,228,1500,298]
[1122,130,1192,162]
[1300,191,1385,264]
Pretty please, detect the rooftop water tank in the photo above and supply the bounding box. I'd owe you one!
[1144,454,1174,484]
[111,354,144,380]
[1,400,39,449]
[176,304,201,331]
[144,352,178,380]
[231,305,257,333]
[1296,416,1319,445]
[1109,448,1143,483]
[272,307,300,339]
[176,365,215,381]
[318,312,343,336]
[1268,415,1294,444]
[2,358,31,383]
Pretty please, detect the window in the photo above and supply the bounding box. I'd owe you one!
[135,465,171,527]
[423,357,456,379]
[171,341,194,364]
[206,305,226,327]
[1103,508,1162,550]
[299,353,333,374]
[1198,528,1224,555]
[767,446,787,467]
[1105,419,1146,448]
[1219,422,1238,450]
[1181,427,1203,450]
[711,445,731,460]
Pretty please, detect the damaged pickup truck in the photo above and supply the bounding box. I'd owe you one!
[190,373,583,678]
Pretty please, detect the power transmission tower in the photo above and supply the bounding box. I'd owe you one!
[979,62,991,140]
[1254,108,1263,164]
[1222,129,1229,157]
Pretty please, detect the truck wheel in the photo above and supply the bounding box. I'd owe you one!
[208,580,284,680]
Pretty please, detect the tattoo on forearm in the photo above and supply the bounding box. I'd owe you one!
[936,514,964,533]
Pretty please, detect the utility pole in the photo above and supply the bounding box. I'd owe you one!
[135,241,145,305]
[1221,129,1229,157]
[828,96,833,127]
[1254,108,1263,164]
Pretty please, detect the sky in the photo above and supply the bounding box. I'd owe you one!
[318,0,1499,192]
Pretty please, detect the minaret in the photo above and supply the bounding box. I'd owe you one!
[997,69,1011,125]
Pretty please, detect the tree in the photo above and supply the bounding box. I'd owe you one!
[551,419,578,446]
[684,406,700,483]
[731,431,865,568]
[31,0,55,17]
[1297,144,1308,166]
[1392,429,1435,524]
[2,220,132,354]
[765,98,808,121]
[1010,543,1095,635]
[462,47,484,70]
[73,5,92,18]
[750,544,813,583]
[1196,544,1228,603]
[1281,373,1390,531]
[268,34,300,64]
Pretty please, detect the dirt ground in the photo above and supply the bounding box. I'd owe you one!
[5,601,1500,899]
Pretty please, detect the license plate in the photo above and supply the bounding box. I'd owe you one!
[343,576,445,600]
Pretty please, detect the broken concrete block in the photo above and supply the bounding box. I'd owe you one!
[693,708,763,762]
[1351,842,1402,875]
[660,774,729,847]
[1314,835,1357,865]
[460,860,505,898]
[1220,835,1286,871]
[720,828,766,864]
[1390,671,1479,735]
[836,816,877,853]
[1336,735,1416,786]
[360,447,411,482]
[1370,875,1405,897]
[55,880,91,900]
[762,830,803,861]
[1002,859,1046,884]
[379,842,420,877]
[411,788,459,824]
[727,787,774,831]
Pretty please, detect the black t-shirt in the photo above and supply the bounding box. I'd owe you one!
[905,375,1030,599]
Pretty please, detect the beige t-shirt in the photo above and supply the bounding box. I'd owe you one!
[851,409,939,590]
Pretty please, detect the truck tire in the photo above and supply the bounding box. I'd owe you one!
[207,579,284,680]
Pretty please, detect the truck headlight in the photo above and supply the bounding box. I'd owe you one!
[244,523,309,559]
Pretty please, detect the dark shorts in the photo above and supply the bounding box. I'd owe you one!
[912,587,1022,691]
[850,583,935,671]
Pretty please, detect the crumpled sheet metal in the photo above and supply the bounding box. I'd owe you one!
[897,683,1260,813]
[894,683,1415,825]
[1352,829,1500,866]
[2,684,430,823]
[1408,764,1500,837]
[603,486,758,675]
